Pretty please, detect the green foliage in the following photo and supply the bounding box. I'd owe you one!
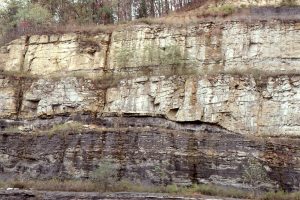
[205,4,237,17]
[16,3,51,25]
[144,44,185,66]
[242,157,271,193]
[3,126,20,133]
[99,5,115,24]
[153,164,169,184]
[280,0,297,6]
[188,184,250,198]
[165,184,180,193]
[0,0,51,45]
[92,158,118,191]
[46,121,84,136]
[0,0,25,32]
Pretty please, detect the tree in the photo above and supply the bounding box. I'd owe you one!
[0,0,26,31]
[16,3,51,26]
[0,0,209,37]
[137,0,147,18]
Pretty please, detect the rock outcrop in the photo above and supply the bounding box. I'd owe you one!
[0,18,300,192]
[1,117,300,191]
[2,21,300,76]
[0,21,300,136]
[0,190,239,200]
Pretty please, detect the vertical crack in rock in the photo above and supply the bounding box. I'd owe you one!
[104,33,112,70]
[20,35,30,72]
[16,36,30,119]
[15,78,24,119]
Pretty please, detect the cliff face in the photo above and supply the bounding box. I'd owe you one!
[3,22,300,76]
[0,19,300,191]
[1,21,300,136]
[1,117,300,191]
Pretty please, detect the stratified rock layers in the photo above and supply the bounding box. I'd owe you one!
[1,21,300,136]
[0,74,299,136]
[0,117,299,191]
[0,20,300,191]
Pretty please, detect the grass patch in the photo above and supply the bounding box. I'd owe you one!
[0,179,251,198]
[201,5,237,17]
[280,0,298,6]
[3,179,300,199]
[163,184,251,198]
[260,191,300,200]
[2,5,300,46]
[2,126,21,134]
[41,121,85,136]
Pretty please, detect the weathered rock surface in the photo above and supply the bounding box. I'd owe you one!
[0,76,20,118]
[21,77,105,118]
[0,190,244,200]
[104,75,300,136]
[0,18,300,194]
[0,117,299,191]
[2,21,300,76]
[0,74,299,136]
[0,20,300,135]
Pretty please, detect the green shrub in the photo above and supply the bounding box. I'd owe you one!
[16,3,51,26]
[280,0,297,6]
[165,184,180,193]
[204,5,237,17]
[46,121,84,136]
[242,157,271,196]
[190,184,250,198]
[91,158,118,191]
[3,126,20,133]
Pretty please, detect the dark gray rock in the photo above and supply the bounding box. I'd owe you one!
[0,117,299,191]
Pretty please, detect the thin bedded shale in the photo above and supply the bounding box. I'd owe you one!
[0,117,299,191]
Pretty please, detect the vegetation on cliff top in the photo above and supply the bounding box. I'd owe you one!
[1,0,299,45]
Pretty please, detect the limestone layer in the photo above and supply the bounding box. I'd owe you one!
[0,21,300,136]
[2,21,300,75]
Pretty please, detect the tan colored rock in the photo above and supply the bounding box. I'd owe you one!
[21,77,105,118]
[2,21,300,77]
[0,46,9,68]
[0,77,18,118]
[0,21,299,136]
[4,37,27,72]
[104,75,300,136]
[222,22,300,74]
[23,33,110,75]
